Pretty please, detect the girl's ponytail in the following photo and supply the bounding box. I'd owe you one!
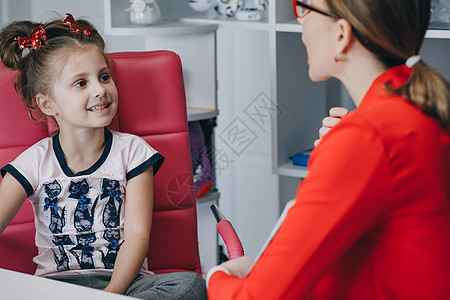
[0,21,45,120]
[0,21,41,70]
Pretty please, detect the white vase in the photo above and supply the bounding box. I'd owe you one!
[126,0,161,25]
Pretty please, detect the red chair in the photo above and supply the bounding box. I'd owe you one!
[0,51,201,275]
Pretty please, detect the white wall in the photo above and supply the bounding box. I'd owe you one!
[215,28,279,258]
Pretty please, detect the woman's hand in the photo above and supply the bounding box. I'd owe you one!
[219,256,254,278]
[314,107,349,147]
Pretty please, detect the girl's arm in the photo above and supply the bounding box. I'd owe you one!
[104,166,154,295]
[0,173,28,235]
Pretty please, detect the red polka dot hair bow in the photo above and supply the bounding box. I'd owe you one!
[62,13,94,35]
[14,25,47,50]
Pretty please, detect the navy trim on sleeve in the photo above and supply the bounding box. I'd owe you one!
[0,164,34,196]
[0,166,7,178]
[126,153,164,181]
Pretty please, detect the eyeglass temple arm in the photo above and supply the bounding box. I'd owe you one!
[295,1,341,19]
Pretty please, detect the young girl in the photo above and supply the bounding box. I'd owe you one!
[0,14,206,299]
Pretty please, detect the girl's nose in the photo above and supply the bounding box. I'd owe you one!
[297,17,304,25]
[93,82,106,98]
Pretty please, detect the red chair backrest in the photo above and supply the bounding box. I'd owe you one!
[0,51,201,275]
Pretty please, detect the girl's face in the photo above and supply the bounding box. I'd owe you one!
[45,46,118,132]
[297,0,337,82]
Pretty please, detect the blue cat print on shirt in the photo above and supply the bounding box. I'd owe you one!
[69,233,96,269]
[100,179,123,269]
[68,179,98,269]
[43,180,66,234]
[101,179,123,228]
[69,179,99,233]
[100,229,122,269]
[43,180,73,272]
[53,236,73,272]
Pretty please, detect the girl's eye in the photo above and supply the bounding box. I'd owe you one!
[100,74,111,82]
[74,80,87,88]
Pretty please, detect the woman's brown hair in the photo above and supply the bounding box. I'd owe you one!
[0,15,107,121]
[327,0,450,127]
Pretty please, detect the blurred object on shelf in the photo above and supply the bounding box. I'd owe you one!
[216,0,242,17]
[187,0,267,21]
[291,148,312,167]
[236,0,267,21]
[125,0,161,25]
[188,0,217,12]
[430,0,450,29]
[189,121,214,199]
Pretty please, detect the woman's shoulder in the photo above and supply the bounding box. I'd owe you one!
[355,83,433,123]
[344,94,445,148]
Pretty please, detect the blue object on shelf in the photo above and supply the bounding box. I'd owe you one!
[291,149,313,167]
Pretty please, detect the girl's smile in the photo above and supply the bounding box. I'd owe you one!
[87,102,112,112]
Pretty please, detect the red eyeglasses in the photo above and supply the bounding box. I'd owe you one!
[293,0,340,19]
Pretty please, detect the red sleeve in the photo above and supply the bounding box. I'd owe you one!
[208,120,393,299]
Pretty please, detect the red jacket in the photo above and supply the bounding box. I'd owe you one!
[208,66,450,299]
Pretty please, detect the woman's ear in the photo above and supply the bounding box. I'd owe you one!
[36,93,57,116]
[334,18,353,58]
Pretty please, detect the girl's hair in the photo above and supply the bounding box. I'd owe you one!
[327,0,450,127]
[0,15,107,120]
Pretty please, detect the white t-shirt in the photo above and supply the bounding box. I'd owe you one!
[1,129,164,277]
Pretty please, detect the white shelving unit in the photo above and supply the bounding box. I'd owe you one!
[272,0,450,180]
[105,0,450,269]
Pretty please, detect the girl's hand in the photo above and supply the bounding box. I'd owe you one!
[219,256,254,278]
[314,107,349,147]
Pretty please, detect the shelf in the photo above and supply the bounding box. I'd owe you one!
[177,12,270,31]
[104,0,219,36]
[196,190,220,205]
[278,162,308,178]
[425,29,450,39]
[276,21,450,40]
[105,20,218,36]
[187,108,218,122]
[276,20,302,33]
